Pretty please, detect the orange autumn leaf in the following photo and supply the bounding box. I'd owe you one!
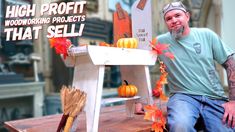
[152,61,169,100]
[153,73,168,92]
[159,73,168,85]
[48,37,72,59]
[145,104,158,111]
[146,38,173,132]
[49,37,67,48]
[149,38,158,47]
[144,104,167,132]
[159,61,167,72]
[144,105,158,121]
[48,38,57,48]
[144,111,154,121]
[164,52,175,60]
[152,122,164,132]
[149,38,175,60]
[99,42,110,47]
[153,110,164,120]
[154,44,169,54]
[144,105,164,121]
[149,38,169,55]
[152,120,167,132]
[155,81,162,88]
[160,94,168,101]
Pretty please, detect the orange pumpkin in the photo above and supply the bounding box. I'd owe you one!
[116,38,138,48]
[118,80,138,97]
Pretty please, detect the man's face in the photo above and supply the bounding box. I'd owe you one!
[164,10,190,39]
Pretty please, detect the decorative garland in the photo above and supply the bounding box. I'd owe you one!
[143,38,174,132]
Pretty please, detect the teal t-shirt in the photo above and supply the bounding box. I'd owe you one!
[157,28,234,100]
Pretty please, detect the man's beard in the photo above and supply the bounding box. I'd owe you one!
[170,26,185,40]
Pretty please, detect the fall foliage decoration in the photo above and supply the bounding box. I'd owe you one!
[48,37,73,59]
[152,61,169,101]
[56,85,87,132]
[142,38,175,132]
[144,61,168,132]
[144,104,167,132]
[150,38,174,60]
[116,38,138,49]
[149,37,173,100]
[117,80,138,97]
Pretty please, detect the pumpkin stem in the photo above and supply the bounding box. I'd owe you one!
[123,33,128,38]
[124,80,129,85]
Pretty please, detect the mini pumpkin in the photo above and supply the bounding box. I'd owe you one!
[99,42,111,47]
[116,38,138,49]
[118,80,138,97]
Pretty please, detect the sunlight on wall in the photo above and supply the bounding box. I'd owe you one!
[221,0,235,50]
[221,0,235,86]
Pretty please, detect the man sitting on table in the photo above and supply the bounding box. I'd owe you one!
[136,1,235,132]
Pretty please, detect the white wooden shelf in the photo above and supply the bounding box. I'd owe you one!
[101,96,141,105]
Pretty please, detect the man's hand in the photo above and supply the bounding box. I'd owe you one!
[222,101,235,128]
[135,102,145,115]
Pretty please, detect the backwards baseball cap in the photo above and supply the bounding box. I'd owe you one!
[162,1,187,16]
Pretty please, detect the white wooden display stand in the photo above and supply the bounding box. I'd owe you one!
[63,45,157,132]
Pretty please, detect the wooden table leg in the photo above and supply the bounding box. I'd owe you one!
[72,55,105,132]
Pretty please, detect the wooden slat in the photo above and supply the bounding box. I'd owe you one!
[113,3,132,44]
[101,96,141,105]
[64,45,157,66]
[4,105,152,132]
[131,0,152,50]
[87,45,157,65]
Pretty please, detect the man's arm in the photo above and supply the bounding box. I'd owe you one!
[222,54,235,128]
[222,54,235,100]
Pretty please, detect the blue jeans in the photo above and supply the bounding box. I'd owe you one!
[167,93,235,132]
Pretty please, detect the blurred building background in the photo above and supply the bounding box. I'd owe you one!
[0,0,234,131]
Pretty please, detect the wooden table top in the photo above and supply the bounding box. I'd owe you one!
[4,105,152,132]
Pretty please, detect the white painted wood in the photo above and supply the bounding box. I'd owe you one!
[63,45,157,66]
[88,46,156,65]
[62,56,76,67]
[92,66,105,131]
[66,45,156,131]
[68,46,88,56]
[102,96,141,105]
[131,0,152,50]
[125,99,136,117]
[63,46,88,67]
[33,61,39,82]
[72,54,104,132]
